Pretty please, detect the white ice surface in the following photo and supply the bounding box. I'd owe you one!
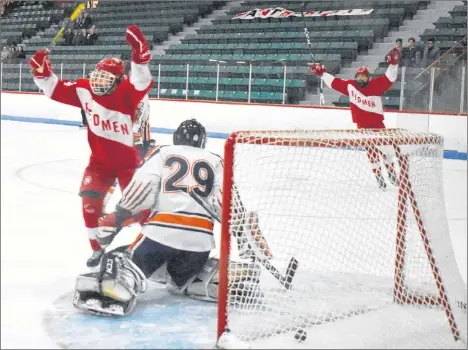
[1,120,466,349]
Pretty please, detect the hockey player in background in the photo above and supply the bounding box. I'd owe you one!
[29,25,154,267]
[72,119,229,316]
[310,48,401,190]
[132,94,154,159]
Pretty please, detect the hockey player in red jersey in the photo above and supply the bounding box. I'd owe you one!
[310,48,401,189]
[29,25,154,267]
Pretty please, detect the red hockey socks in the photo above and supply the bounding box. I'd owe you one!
[82,196,105,251]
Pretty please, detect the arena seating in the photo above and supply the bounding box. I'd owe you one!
[1,0,464,110]
[152,0,432,104]
[4,1,219,91]
[0,2,66,47]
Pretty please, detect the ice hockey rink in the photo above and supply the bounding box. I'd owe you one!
[1,120,467,349]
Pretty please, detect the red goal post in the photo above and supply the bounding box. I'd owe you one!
[217,129,467,349]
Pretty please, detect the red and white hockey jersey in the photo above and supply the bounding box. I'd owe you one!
[322,64,398,127]
[33,62,153,169]
[120,145,224,252]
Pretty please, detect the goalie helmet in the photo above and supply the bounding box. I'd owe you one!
[173,119,207,149]
[355,66,370,88]
[89,57,125,96]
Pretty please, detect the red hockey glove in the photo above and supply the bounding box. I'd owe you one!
[310,63,326,77]
[29,50,53,78]
[126,25,151,64]
[387,48,400,66]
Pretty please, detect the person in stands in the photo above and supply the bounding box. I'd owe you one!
[421,38,440,68]
[401,37,421,68]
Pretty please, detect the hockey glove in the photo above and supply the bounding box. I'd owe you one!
[29,50,53,79]
[310,62,326,77]
[125,25,150,65]
[387,48,401,66]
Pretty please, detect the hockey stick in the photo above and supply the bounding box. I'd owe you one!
[301,1,325,104]
[188,189,299,290]
[46,2,86,52]
[188,188,221,222]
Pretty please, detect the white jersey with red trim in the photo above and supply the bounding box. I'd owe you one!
[120,144,224,252]
[33,62,153,169]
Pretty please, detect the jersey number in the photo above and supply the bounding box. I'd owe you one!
[164,156,214,197]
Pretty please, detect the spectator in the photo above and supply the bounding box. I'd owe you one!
[64,27,74,46]
[85,25,98,45]
[77,11,93,30]
[385,38,403,66]
[395,38,403,50]
[402,37,421,68]
[421,38,440,68]
[0,0,12,18]
[73,28,87,46]
[15,45,25,59]
[1,46,12,61]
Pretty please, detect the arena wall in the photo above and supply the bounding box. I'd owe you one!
[1,91,466,157]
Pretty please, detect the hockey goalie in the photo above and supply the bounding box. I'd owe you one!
[71,119,259,316]
[29,25,154,267]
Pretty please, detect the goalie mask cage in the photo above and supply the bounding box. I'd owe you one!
[217,129,467,349]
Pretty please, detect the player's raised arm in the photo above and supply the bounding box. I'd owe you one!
[125,25,154,108]
[368,48,400,96]
[310,62,350,96]
[29,50,81,108]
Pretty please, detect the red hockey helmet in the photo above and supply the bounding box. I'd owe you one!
[90,58,125,96]
[355,66,370,77]
[355,66,370,87]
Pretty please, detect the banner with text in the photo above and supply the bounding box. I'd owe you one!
[232,8,374,20]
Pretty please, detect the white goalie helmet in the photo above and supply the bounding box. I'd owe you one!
[89,57,125,96]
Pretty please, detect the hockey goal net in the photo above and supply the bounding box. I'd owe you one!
[217,129,467,349]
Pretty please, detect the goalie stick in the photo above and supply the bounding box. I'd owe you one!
[188,188,299,290]
[301,1,325,104]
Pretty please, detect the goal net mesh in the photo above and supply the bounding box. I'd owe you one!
[218,129,467,349]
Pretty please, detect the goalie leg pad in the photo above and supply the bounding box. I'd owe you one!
[73,272,136,316]
[181,258,263,303]
[228,260,264,304]
[73,252,147,317]
[183,257,220,302]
